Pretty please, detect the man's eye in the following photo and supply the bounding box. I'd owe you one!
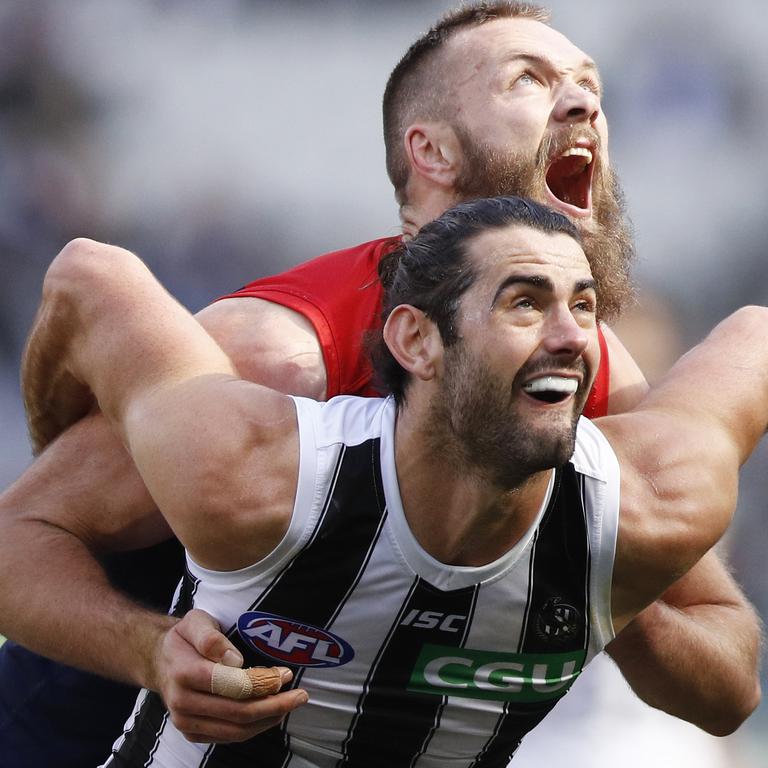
[515,72,539,87]
[513,298,536,309]
[579,78,601,96]
[573,300,596,313]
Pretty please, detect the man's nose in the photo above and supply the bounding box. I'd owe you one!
[552,80,601,126]
[542,307,590,357]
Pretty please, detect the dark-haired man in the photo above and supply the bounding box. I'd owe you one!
[25,196,768,768]
[0,3,760,766]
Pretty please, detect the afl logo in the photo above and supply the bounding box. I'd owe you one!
[237,611,354,668]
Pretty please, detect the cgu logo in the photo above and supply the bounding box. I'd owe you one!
[409,643,586,703]
[237,611,355,668]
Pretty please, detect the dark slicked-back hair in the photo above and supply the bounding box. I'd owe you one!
[383,2,550,207]
[373,195,581,404]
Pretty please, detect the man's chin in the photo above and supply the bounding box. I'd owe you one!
[519,412,580,467]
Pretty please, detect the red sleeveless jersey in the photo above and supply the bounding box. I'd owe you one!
[220,237,610,418]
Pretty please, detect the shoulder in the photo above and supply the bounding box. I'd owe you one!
[195,237,402,400]
[195,297,327,398]
[177,382,300,570]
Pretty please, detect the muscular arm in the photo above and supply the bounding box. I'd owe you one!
[0,412,174,687]
[28,238,303,566]
[602,308,768,727]
[4,241,761,738]
[0,249,323,738]
[601,324,762,733]
[1,273,326,658]
[606,549,762,735]
[23,294,326,455]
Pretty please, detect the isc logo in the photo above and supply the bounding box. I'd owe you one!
[237,611,355,668]
[400,609,467,633]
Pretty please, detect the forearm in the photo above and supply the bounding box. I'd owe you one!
[0,515,175,690]
[0,411,178,690]
[607,564,762,735]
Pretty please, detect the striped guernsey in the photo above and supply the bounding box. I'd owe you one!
[103,395,619,768]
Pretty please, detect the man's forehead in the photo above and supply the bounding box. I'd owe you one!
[445,17,596,77]
[466,224,592,281]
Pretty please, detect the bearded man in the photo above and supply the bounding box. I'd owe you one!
[0,4,759,767]
[21,194,768,768]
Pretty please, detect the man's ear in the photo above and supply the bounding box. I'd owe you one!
[383,304,443,383]
[404,123,461,190]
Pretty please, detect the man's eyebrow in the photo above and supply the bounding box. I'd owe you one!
[491,275,553,306]
[491,275,597,307]
[576,278,597,294]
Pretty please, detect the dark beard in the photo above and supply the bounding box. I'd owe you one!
[429,341,588,491]
[452,125,634,321]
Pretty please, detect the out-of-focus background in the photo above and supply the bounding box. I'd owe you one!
[0,0,766,765]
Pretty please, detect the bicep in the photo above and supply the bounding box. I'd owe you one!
[196,298,327,399]
[601,411,740,633]
[654,546,749,610]
[600,308,768,628]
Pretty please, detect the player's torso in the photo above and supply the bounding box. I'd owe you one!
[110,399,617,768]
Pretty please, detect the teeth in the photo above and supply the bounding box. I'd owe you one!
[560,147,593,164]
[523,376,578,394]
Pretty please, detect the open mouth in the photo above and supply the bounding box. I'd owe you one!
[522,375,579,405]
[545,147,594,216]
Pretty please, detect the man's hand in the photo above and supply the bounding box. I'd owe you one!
[155,609,309,743]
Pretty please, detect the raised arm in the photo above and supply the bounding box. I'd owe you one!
[0,240,325,740]
[2,289,325,667]
[604,306,768,639]
[24,293,326,457]
[600,324,762,733]
[25,238,300,569]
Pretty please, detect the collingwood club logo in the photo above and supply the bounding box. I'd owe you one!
[535,597,582,645]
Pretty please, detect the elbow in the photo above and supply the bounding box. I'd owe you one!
[721,678,762,736]
[44,238,139,307]
[700,679,761,737]
[45,238,103,296]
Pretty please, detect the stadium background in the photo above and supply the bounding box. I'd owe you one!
[0,1,766,765]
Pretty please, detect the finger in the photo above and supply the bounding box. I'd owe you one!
[182,715,285,744]
[170,686,308,724]
[211,664,292,699]
[175,609,243,667]
[170,690,309,743]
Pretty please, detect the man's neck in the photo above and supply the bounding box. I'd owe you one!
[392,404,553,567]
[399,189,459,239]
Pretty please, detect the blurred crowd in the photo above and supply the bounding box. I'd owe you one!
[1,1,766,765]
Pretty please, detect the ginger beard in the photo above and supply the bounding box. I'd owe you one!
[429,339,592,492]
[452,124,634,321]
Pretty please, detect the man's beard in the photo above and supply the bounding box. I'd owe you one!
[429,340,590,492]
[452,125,635,321]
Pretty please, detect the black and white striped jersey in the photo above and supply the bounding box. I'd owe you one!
[103,395,620,768]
